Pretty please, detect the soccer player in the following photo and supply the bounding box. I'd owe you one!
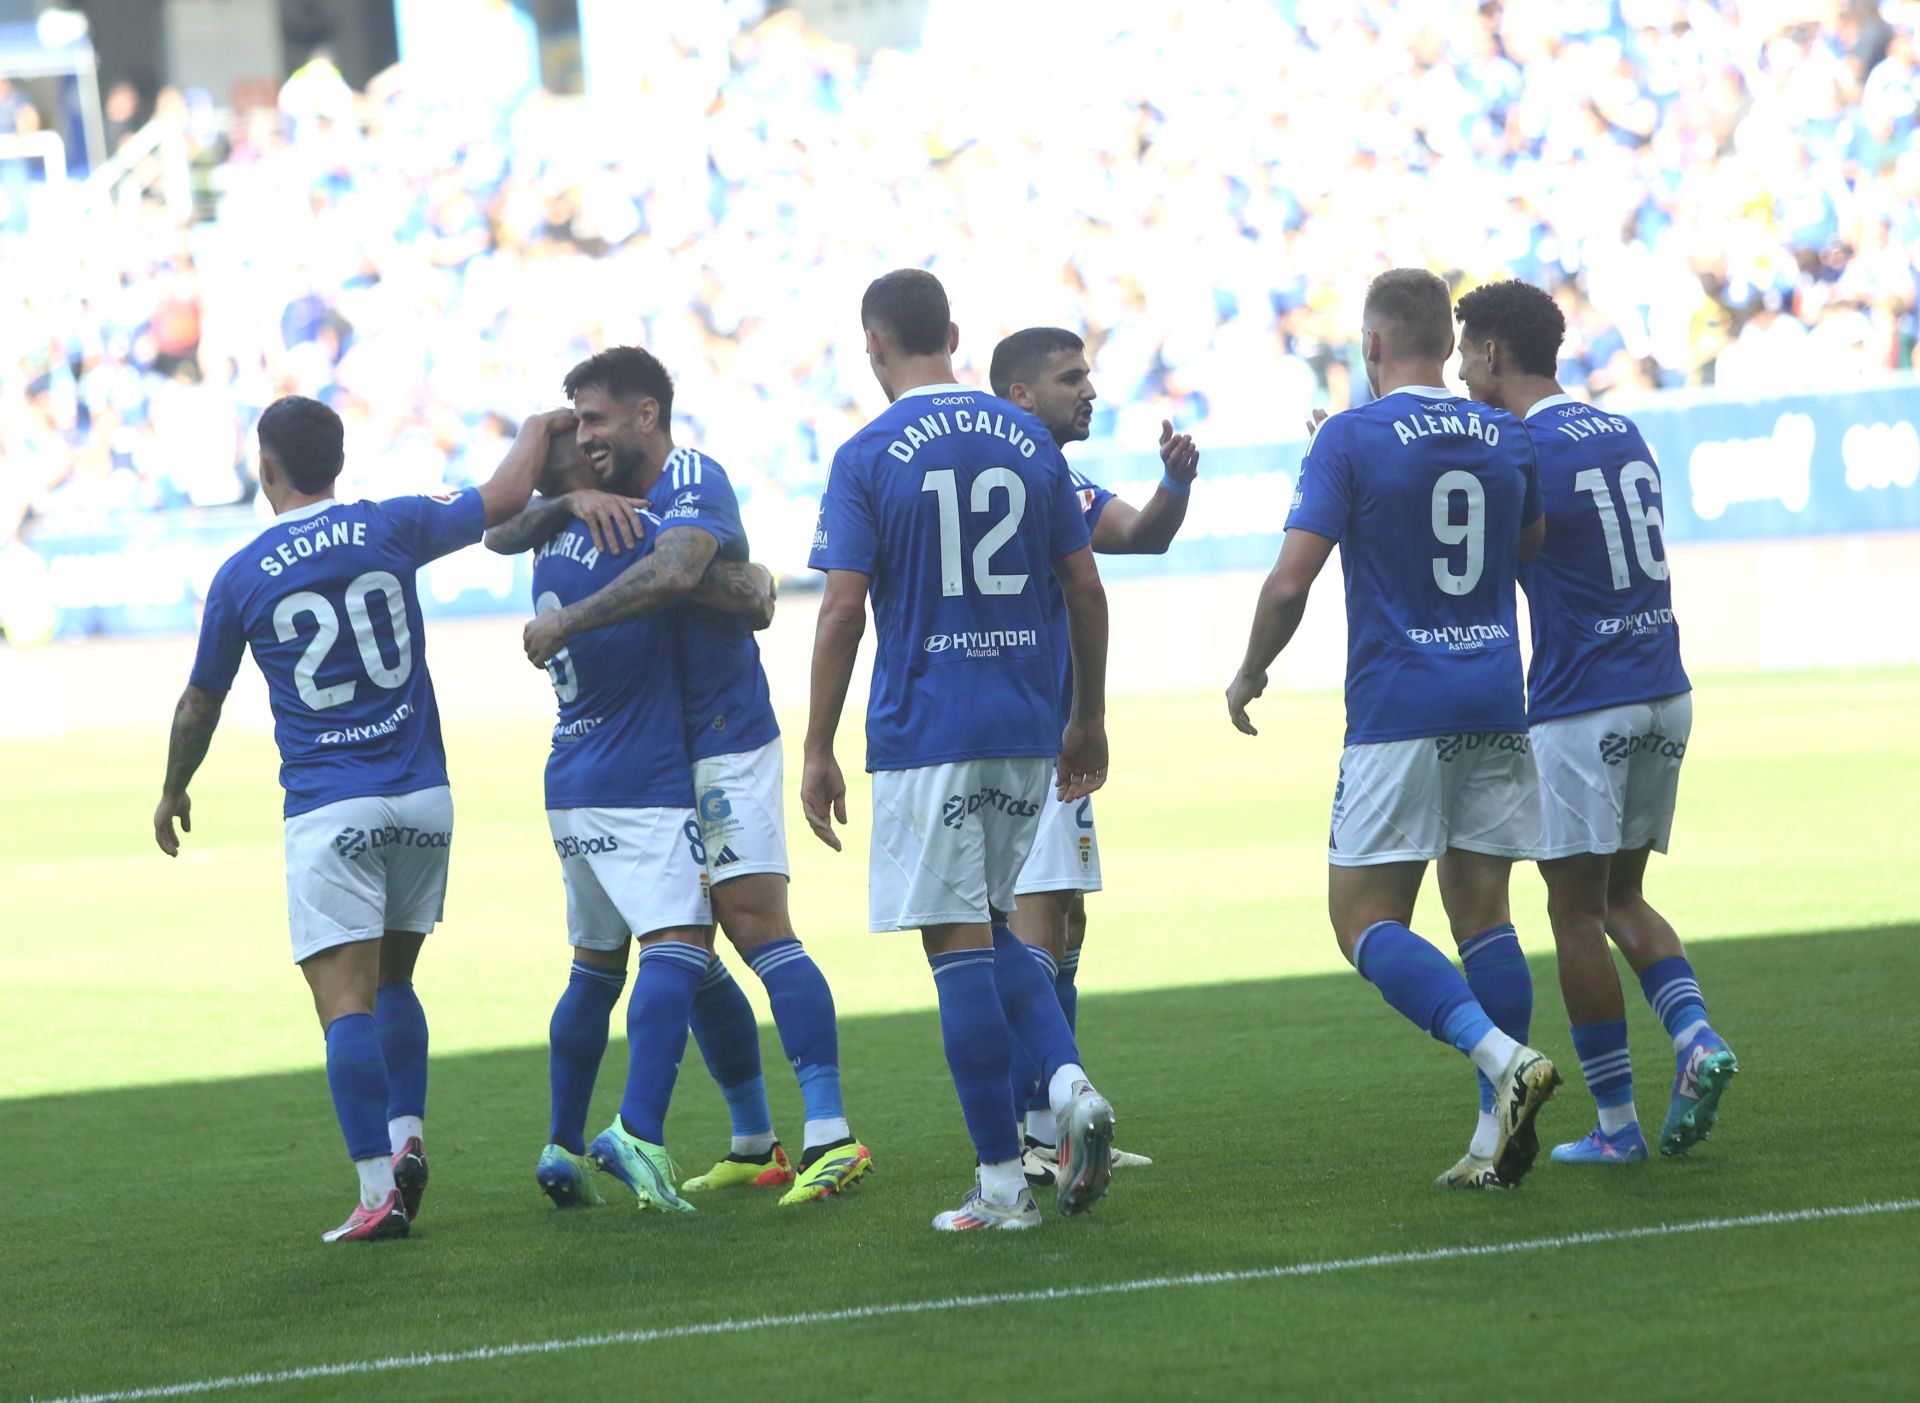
[152,395,562,1241]
[1455,278,1736,1163]
[1224,268,1561,1190]
[987,326,1197,1182]
[492,347,868,1206]
[804,268,1115,1231]
[515,445,766,1214]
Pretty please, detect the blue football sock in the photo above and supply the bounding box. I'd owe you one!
[619,941,707,1145]
[744,937,846,1142]
[1354,921,1496,1055]
[1460,925,1532,1113]
[990,923,1081,1090]
[1057,947,1081,1035]
[928,947,1021,1166]
[323,1012,391,1163]
[548,959,626,1156]
[374,981,429,1123]
[1639,955,1710,1048]
[689,955,774,1147]
[1009,943,1057,1117]
[1571,1019,1636,1130]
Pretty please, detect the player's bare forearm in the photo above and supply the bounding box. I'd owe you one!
[1055,549,1109,725]
[1122,486,1190,554]
[560,527,718,637]
[690,560,775,628]
[477,410,574,527]
[161,685,225,797]
[483,495,573,555]
[1239,575,1309,677]
[805,572,867,756]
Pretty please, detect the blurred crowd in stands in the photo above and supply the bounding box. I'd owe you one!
[1,0,1915,542]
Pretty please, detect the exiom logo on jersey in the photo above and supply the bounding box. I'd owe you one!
[1405,624,1512,651]
[942,787,1042,830]
[1598,731,1688,767]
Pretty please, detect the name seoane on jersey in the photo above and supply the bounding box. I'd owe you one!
[1394,405,1501,447]
[260,516,369,575]
[884,405,1040,463]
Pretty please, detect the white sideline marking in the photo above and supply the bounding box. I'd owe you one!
[33,1199,1918,1403]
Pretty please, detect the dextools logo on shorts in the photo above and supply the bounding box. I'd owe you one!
[552,833,619,858]
[333,824,450,859]
[1598,731,1688,766]
[941,787,1042,830]
[1433,733,1531,763]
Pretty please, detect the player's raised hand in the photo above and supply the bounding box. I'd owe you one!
[1057,718,1109,801]
[524,609,571,667]
[1304,408,1329,440]
[153,792,191,857]
[800,750,847,852]
[1159,419,1200,485]
[564,490,647,556]
[1226,669,1267,736]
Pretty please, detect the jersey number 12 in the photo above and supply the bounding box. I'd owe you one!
[922,468,1029,597]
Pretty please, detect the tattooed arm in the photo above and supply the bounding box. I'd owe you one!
[154,685,226,856]
[483,495,576,555]
[690,561,776,630]
[522,526,721,665]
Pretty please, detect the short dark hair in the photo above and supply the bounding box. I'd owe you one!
[1455,279,1567,378]
[861,268,952,356]
[989,327,1085,398]
[256,396,344,494]
[562,345,675,421]
[1362,268,1455,361]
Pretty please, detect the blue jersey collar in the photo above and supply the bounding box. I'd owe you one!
[276,498,339,522]
[1525,393,1578,419]
[896,382,972,400]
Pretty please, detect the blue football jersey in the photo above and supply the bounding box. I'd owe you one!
[654,447,779,761]
[1519,395,1690,723]
[532,510,696,811]
[1285,387,1541,745]
[189,492,485,817]
[809,383,1092,771]
[1046,472,1116,727]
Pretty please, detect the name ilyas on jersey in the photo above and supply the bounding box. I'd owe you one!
[655,447,780,761]
[1286,387,1541,745]
[1520,396,1689,723]
[810,383,1091,772]
[190,492,485,816]
[532,511,696,811]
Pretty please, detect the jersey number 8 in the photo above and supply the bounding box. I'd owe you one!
[272,569,413,711]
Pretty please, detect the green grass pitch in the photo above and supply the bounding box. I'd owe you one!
[3,668,1917,1401]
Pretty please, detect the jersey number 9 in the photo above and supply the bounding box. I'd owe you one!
[1430,470,1486,596]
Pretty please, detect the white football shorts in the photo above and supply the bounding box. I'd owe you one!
[693,737,789,884]
[868,757,1052,931]
[1532,691,1692,859]
[1329,733,1539,866]
[282,785,453,964]
[1013,785,1102,895]
[546,806,713,950]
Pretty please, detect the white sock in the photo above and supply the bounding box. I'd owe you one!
[355,1155,396,1210]
[388,1115,424,1156]
[1598,1102,1638,1136]
[1026,1108,1058,1146]
[1468,1029,1523,1083]
[1671,1019,1708,1054]
[802,1117,851,1151]
[1468,1110,1499,1160]
[731,1132,777,1158]
[1047,1063,1091,1118]
[978,1158,1027,1207]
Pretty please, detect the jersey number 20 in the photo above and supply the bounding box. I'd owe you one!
[272,570,412,711]
[922,468,1028,597]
